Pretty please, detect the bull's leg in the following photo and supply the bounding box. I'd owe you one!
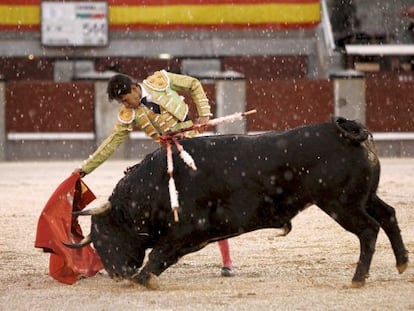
[132,241,206,289]
[366,194,409,273]
[319,202,380,287]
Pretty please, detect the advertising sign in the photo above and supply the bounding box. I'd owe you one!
[41,1,108,46]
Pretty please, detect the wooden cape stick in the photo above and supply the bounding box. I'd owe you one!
[161,109,257,141]
[161,109,257,222]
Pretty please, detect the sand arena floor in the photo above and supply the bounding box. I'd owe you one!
[0,158,413,310]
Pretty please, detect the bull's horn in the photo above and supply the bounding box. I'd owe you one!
[62,235,92,249]
[73,201,111,216]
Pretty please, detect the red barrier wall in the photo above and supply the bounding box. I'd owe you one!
[223,56,308,79]
[95,58,182,80]
[6,82,94,133]
[3,74,413,134]
[0,57,54,81]
[246,79,333,131]
[366,73,414,132]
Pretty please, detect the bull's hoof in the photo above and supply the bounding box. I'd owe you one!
[145,273,160,290]
[351,280,365,288]
[397,262,408,274]
[131,272,160,290]
[397,251,409,274]
[275,222,292,237]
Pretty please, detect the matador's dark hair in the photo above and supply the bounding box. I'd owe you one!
[107,74,137,100]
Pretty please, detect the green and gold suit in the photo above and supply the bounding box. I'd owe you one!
[80,70,211,175]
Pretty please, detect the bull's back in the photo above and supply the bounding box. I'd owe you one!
[181,122,375,179]
[111,120,378,222]
[178,122,378,204]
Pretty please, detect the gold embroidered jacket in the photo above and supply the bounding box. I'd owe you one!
[81,70,211,174]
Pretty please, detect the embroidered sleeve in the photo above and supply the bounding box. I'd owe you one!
[80,122,131,174]
[167,72,212,117]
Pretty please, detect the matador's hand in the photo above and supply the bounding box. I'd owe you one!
[195,116,210,133]
[73,168,86,178]
[195,116,209,124]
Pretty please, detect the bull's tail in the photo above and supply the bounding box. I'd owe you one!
[333,117,378,165]
[332,116,371,144]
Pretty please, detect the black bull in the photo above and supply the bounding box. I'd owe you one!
[81,118,409,289]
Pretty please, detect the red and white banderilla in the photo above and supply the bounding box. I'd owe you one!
[160,109,257,222]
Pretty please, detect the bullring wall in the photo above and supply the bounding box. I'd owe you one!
[1,57,413,160]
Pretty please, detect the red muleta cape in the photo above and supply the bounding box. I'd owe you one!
[35,172,104,284]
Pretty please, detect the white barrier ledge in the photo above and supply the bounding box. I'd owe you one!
[7,131,414,141]
[345,44,414,56]
[248,131,414,141]
[7,132,95,140]
[372,132,414,141]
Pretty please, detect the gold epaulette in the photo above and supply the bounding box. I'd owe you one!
[117,106,136,124]
[143,70,170,91]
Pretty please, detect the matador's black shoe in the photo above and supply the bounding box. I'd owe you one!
[221,267,235,277]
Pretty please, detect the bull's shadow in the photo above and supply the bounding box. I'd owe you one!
[74,118,409,289]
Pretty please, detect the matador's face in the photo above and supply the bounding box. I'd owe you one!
[117,84,142,109]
